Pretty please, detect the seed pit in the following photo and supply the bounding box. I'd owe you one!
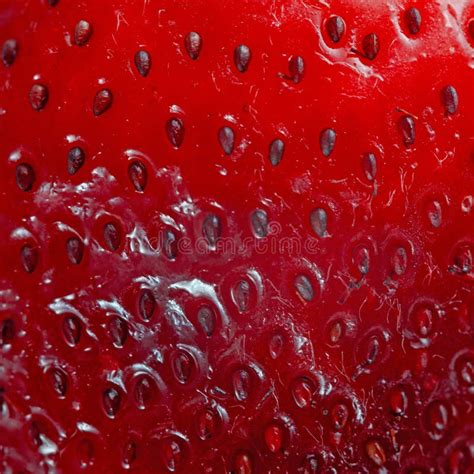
[326,16,345,43]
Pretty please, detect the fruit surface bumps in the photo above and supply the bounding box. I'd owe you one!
[0,0,474,472]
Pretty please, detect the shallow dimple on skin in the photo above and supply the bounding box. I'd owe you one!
[66,236,84,264]
[103,387,121,417]
[103,222,121,251]
[398,115,415,147]
[62,314,81,346]
[362,152,377,181]
[20,244,39,273]
[294,274,314,302]
[16,163,35,191]
[250,209,268,238]
[202,213,221,249]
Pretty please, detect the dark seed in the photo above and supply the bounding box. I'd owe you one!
[48,0,59,5]
[0,319,15,345]
[21,244,39,273]
[166,118,184,148]
[185,32,202,60]
[405,7,422,35]
[66,237,84,264]
[362,33,380,60]
[2,39,18,67]
[139,289,156,321]
[269,138,284,166]
[16,163,35,191]
[103,222,121,251]
[202,214,221,249]
[288,55,304,83]
[103,387,121,417]
[93,89,113,116]
[251,209,268,238]
[128,161,147,192]
[234,45,251,72]
[75,20,93,46]
[362,152,377,181]
[218,126,234,155]
[134,50,151,77]
[310,208,328,237]
[295,275,314,302]
[67,147,85,175]
[320,128,336,157]
[441,85,458,115]
[326,16,345,43]
[29,84,48,111]
[398,115,415,147]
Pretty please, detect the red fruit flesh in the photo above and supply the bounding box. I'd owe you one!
[0,0,474,472]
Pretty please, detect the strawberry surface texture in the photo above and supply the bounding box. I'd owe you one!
[0,0,474,472]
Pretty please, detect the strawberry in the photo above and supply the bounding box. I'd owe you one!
[0,0,474,472]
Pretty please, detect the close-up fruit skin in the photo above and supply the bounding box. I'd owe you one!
[0,0,474,472]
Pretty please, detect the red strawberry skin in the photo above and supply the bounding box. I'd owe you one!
[1,0,474,472]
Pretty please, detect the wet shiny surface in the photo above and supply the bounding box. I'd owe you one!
[0,0,474,472]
